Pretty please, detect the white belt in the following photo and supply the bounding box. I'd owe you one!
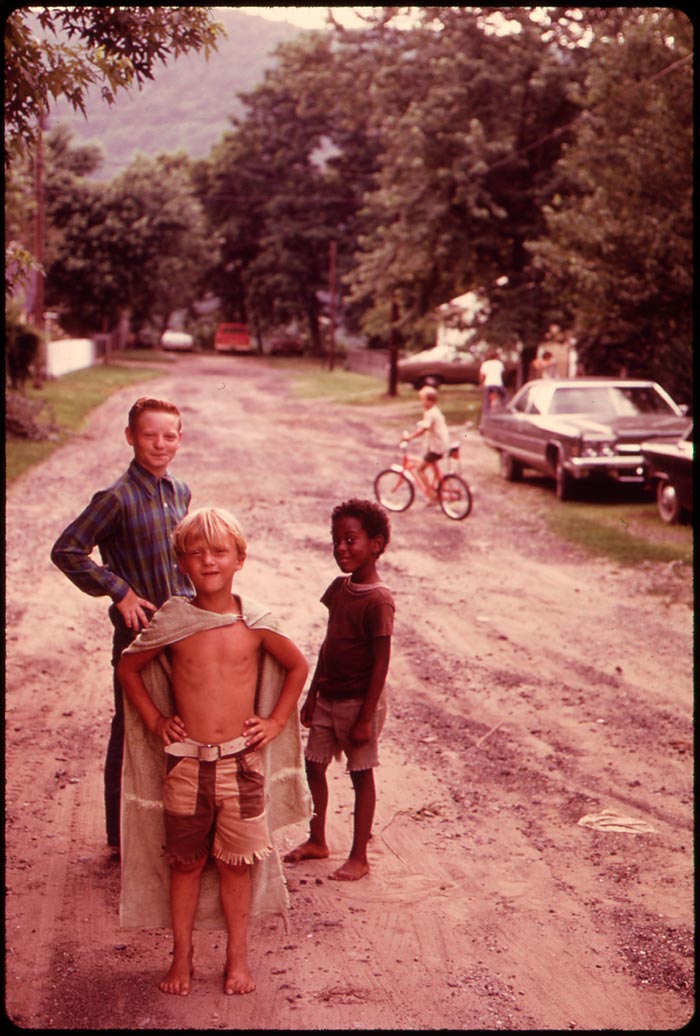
[164,736,249,762]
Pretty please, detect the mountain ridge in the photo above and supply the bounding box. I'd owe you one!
[48,9,307,177]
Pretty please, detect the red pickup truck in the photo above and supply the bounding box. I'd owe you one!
[213,322,252,353]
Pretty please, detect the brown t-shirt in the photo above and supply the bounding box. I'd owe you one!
[316,576,395,700]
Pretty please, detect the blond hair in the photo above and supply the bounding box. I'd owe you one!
[419,385,438,403]
[172,507,247,560]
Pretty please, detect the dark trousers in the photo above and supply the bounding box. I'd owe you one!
[105,609,136,847]
[482,384,507,413]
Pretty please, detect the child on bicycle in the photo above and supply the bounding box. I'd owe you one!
[403,384,450,494]
[284,499,394,881]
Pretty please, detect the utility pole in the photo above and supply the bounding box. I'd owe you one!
[388,293,399,396]
[328,240,337,371]
[32,112,46,386]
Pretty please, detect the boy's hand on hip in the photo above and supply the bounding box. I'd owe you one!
[153,714,187,745]
[244,715,283,749]
[116,588,156,630]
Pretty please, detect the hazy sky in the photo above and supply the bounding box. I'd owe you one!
[238,6,376,30]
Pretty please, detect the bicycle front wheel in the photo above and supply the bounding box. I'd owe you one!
[438,474,472,520]
[374,468,414,512]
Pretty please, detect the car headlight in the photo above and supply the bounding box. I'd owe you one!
[580,438,616,458]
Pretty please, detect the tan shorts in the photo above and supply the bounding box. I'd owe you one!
[162,749,272,866]
[305,693,386,772]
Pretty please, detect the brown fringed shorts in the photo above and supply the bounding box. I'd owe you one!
[162,749,272,866]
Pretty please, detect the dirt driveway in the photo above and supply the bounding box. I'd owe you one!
[5,354,693,1030]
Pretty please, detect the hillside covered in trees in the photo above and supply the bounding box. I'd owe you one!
[45,8,303,177]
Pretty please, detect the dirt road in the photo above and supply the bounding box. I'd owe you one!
[5,355,693,1030]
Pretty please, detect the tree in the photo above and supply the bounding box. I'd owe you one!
[199,30,381,352]
[344,6,584,350]
[4,7,223,168]
[43,136,213,336]
[530,9,693,399]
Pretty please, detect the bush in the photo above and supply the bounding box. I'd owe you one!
[5,391,57,441]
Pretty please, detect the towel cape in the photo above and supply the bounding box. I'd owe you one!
[119,595,311,930]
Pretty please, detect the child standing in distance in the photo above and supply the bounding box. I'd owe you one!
[117,508,309,997]
[285,499,394,881]
[479,349,507,416]
[403,384,450,491]
[51,397,192,850]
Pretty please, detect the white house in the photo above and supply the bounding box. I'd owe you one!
[434,279,522,369]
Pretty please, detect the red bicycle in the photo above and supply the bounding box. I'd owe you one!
[374,440,472,520]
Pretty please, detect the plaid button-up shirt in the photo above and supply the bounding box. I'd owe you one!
[51,460,193,606]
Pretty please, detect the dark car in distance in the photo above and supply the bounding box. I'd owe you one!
[480,378,690,500]
[642,427,693,523]
[396,342,520,388]
[267,332,305,356]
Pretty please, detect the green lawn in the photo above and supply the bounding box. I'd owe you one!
[285,358,482,424]
[547,497,692,567]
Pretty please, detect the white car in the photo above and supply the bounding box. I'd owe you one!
[160,330,194,351]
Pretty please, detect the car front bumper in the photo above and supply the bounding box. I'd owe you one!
[567,454,646,482]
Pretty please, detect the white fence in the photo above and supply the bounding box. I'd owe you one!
[46,338,96,378]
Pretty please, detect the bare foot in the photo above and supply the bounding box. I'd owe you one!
[329,858,370,881]
[159,953,194,996]
[224,960,256,995]
[283,840,330,863]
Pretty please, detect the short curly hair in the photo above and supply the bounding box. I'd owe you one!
[331,498,391,554]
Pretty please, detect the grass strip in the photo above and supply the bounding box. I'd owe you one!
[285,358,482,423]
[547,500,692,567]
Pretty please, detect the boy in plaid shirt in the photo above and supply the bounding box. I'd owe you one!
[51,396,192,850]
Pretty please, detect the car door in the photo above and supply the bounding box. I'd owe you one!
[488,385,533,458]
[516,384,551,467]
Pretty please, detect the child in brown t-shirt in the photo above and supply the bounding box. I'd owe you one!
[284,499,394,881]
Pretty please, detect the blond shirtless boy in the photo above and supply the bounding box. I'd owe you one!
[117,508,308,997]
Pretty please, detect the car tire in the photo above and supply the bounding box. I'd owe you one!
[555,453,574,501]
[499,451,522,482]
[656,479,682,524]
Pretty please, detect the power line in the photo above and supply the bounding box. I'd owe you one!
[485,52,692,174]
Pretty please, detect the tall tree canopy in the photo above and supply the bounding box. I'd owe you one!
[43,132,212,335]
[198,29,382,352]
[200,7,586,352]
[530,8,693,399]
[344,7,585,347]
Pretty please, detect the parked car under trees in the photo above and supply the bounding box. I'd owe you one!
[396,342,521,389]
[480,378,690,500]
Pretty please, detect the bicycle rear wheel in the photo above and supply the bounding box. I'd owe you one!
[438,474,472,520]
[374,468,414,512]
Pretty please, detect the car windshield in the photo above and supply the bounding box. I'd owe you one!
[548,385,676,417]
